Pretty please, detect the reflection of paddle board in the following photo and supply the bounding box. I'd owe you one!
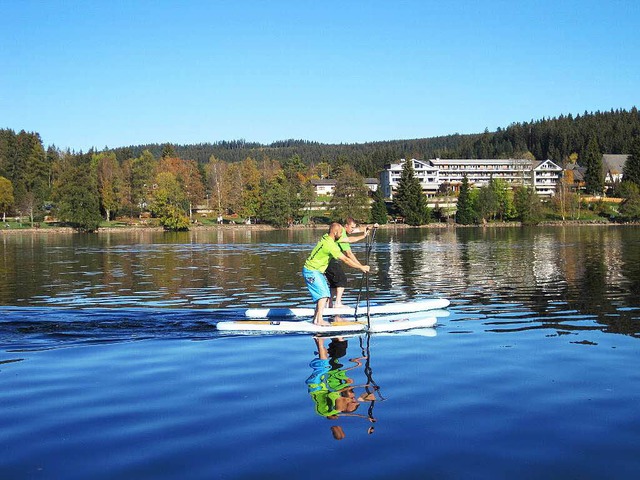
[216,312,438,333]
[236,298,450,318]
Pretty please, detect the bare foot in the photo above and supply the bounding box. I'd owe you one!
[313,319,331,326]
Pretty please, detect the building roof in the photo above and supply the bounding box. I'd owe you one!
[383,158,435,170]
[602,154,629,174]
[430,158,532,166]
[564,163,585,182]
[310,178,336,186]
[532,159,562,170]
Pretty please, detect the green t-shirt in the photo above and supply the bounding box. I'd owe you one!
[304,234,344,272]
[337,227,351,253]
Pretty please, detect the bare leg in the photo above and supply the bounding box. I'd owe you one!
[328,287,337,308]
[334,287,345,307]
[313,297,331,326]
[314,337,328,359]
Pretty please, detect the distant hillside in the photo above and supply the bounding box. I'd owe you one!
[107,107,638,177]
[109,134,479,178]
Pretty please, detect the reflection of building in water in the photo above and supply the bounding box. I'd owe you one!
[383,229,573,299]
[381,226,639,335]
[603,230,625,287]
[382,227,634,312]
[385,234,464,296]
[532,233,564,293]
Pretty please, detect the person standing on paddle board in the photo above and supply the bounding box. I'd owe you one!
[324,218,377,308]
[303,223,370,326]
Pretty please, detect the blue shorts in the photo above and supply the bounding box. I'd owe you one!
[302,267,331,302]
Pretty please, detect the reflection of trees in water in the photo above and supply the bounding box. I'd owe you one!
[370,247,393,292]
[451,227,535,301]
[571,232,608,314]
[3,226,640,336]
[621,231,640,297]
[0,234,22,303]
[434,226,640,337]
[545,227,640,337]
[397,247,419,296]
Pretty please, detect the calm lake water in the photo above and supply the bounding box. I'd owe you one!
[1,225,639,479]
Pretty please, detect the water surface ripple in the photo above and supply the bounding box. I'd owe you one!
[1,226,639,479]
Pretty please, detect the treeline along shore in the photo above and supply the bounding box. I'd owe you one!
[1,108,639,233]
[2,218,638,236]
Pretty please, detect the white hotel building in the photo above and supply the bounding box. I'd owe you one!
[380,158,563,199]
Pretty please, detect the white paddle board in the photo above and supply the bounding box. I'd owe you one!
[216,312,438,333]
[237,298,450,318]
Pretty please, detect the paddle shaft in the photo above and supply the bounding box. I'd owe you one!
[355,226,377,322]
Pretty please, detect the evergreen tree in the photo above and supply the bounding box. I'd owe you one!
[53,163,103,232]
[583,136,604,194]
[619,192,640,220]
[280,154,314,223]
[45,146,60,191]
[513,186,543,225]
[22,133,49,209]
[392,160,429,225]
[455,175,475,224]
[330,165,370,222]
[282,154,306,183]
[131,150,157,212]
[370,188,388,224]
[622,137,640,186]
[476,183,499,221]
[259,173,295,227]
[617,181,639,199]
[161,144,176,159]
[101,108,639,171]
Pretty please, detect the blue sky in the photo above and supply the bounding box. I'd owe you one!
[1,0,638,151]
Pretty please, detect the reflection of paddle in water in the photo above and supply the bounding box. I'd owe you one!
[359,332,384,435]
[306,335,383,439]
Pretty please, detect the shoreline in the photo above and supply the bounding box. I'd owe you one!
[1,219,637,235]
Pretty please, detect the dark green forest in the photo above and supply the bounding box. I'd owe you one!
[109,107,640,176]
[1,107,640,230]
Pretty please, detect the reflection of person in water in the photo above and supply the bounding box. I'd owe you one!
[306,336,377,440]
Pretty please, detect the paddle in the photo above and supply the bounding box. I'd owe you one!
[355,225,377,325]
[358,330,385,434]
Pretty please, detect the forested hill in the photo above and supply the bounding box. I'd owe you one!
[1,108,638,181]
[109,107,639,177]
[110,134,478,178]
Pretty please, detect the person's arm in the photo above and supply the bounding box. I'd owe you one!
[343,232,367,243]
[337,253,369,273]
[345,250,363,268]
[343,224,379,243]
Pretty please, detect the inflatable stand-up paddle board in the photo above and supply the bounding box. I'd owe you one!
[235,298,450,319]
[216,311,438,334]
